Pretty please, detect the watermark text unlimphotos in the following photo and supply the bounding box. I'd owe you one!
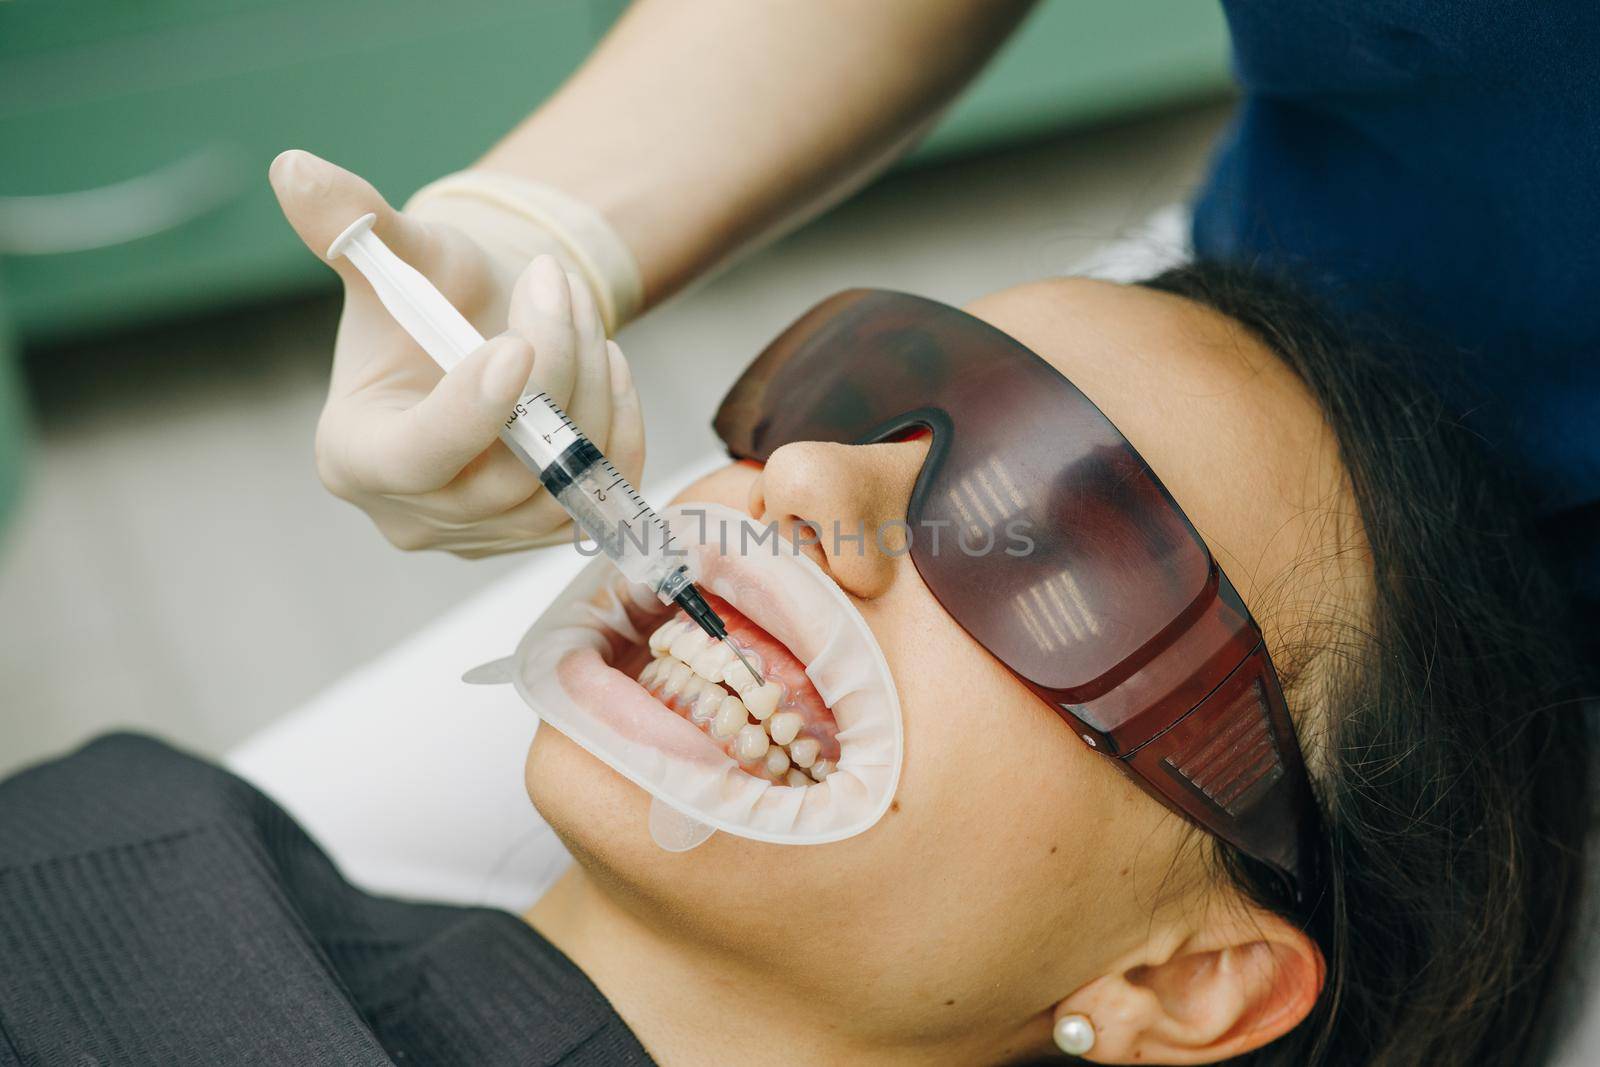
[574,508,1034,559]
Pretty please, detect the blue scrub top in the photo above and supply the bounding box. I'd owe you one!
[1193,1,1600,601]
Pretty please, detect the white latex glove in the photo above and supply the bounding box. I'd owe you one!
[269,150,645,557]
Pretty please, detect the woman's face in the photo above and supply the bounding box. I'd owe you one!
[526,278,1364,1055]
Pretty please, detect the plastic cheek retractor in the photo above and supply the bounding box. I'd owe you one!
[465,502,904,851]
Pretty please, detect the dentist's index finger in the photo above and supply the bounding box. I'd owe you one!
[551,268,616,457]
[603,340,647,489]
[507,256,580,409]
[321,334,536,496]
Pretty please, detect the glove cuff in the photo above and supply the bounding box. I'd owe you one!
[404,171,644,332]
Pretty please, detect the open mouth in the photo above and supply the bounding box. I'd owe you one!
[506,501,902,845]
[614,594,841,786]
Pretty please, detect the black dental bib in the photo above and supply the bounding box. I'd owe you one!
[0,734,654,1066]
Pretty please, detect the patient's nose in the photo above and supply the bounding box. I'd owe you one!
[747,439,930,599]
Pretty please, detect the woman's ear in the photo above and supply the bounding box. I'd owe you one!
[1054,905,1324,1064]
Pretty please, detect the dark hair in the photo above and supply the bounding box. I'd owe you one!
[1140,263,1592,1066]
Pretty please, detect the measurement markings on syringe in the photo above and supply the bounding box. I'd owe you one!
[505,391,582,450]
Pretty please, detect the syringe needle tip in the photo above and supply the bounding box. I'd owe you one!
[728,641,765,688]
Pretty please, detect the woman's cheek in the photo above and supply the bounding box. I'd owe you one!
[874,604,1021,816]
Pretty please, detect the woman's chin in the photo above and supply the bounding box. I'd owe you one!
[524,722,855,923]
[524,726,661,867]
[526,727,746,877]
[526,726,752,925]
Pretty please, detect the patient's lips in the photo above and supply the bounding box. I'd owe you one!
[636,595,841,784]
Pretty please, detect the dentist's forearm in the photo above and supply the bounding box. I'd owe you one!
[477,0,1034,308]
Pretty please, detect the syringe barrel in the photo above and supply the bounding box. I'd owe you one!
[497,388,688,602]
[528,434,691,603]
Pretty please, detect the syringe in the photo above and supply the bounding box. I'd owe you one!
[327,213,762,686]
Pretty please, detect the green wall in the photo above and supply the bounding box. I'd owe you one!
[0,0,1231,343]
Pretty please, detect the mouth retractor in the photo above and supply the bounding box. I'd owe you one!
[475,502,904,849]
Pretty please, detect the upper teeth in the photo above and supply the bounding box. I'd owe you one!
[650,618,779,711]
[648,622,679,655]
[721,658,761,693]
[638,613,829,787]
[742,682,782,720]
[669,626,711,662]
[688,643,731,679]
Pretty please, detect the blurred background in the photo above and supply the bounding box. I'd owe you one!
[0,0,1236,776]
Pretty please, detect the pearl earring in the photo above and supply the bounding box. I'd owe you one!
[1054,1012,1096,1056]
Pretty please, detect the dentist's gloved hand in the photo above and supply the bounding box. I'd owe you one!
[269,150,646,557]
